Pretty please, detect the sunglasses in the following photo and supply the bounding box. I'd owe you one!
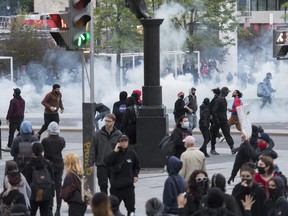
[195,177,208,183]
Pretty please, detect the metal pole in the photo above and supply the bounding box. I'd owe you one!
[90,2,95,102]
[10,57,13,82]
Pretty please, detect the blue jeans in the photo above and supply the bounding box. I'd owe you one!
[94,111,110,130]
[186,113,197,132]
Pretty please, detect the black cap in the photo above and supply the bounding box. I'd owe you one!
[14,88,21,95]
[119,135,129,141]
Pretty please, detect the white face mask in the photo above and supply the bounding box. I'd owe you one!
[182,121,189,129]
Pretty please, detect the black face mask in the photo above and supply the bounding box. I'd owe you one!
[241,178,252,186]
[268,188,282,200]
[257,166,266,175]
[180,95,184,99]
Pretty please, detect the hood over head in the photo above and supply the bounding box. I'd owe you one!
[20,120,32,134]
[166,156,183,175]
[119,91,128,101]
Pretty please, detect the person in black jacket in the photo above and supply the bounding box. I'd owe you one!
[120,97,137,145]
[60,153,87,216]
[94,102,111,131]
[172,116,192,159]
[173,91,187,124]
[199,98,211,157]
[265,176,288,216]
[210,87,237,155]
[228,133,259,185]
[25,142,55,216]
[41,121,65,216]
[113,91,128,130]
[104,135,140,216]
[232,163,267,216]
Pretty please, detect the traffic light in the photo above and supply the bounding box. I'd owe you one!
[69,0,91,49]
[50,12,70,48]
[273,29,288,58]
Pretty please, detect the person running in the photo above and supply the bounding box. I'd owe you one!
[37,84,64,140]
[260,72,276,109]
[228,89,243,131]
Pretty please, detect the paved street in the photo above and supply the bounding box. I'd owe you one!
[0,117,288,215]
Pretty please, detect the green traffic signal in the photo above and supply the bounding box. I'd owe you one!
[75,32,91,47]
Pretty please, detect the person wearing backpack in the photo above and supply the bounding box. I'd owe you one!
[60,153,88,216]
[41,121,65,216]
[0,170,26,216]
[120,97,138,145]
[260,72,276,109]
[10,120,38,174]
[25,141,55,216]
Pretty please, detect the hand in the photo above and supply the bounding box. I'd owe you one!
[60,108,64,114]
[134,177,138,183]
[241,194,255,210]
[50,106,57,112]
[114,142,121,152]
[227,176,234,185]
[177,193,187,208]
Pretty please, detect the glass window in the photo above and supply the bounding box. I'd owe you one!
[279,0,287,10]
[258,0,267,11]
[268,0,276,10]
[251,0,257,11]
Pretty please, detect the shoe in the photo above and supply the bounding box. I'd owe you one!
[204,153,210,158]
[1,146,11,152]
[210,150,219,155]
[219,137,226,143]
[231,147,238,155]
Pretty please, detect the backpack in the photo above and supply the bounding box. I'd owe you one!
[72,171,92,204]
[18,137,34,162]
[30,163,54,202]
[257,82,264,97]
[0,199,13,216]
[159,132,175,156]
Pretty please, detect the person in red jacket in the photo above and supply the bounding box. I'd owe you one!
[228,90,243,131]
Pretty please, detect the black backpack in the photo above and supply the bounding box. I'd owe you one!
[18,137,35,162]
[30,163,54,202]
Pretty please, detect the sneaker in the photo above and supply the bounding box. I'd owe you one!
[1,146,11,152]
[231,147,238,155]
[210,150,219,155]
[219,137,226,143]
[204,153,210,158]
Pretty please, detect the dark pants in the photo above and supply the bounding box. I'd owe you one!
[211,120,234,150]
[8,120,22,147]
[261,96,272,109]
[38,113,60,135]
[110,186,135,216]
[30,200,51,216]
[68,202,87,216]
[49,169,63,214]
[199,127,211,153]
[97,165,109,194]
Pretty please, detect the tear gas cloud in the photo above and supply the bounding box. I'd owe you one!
[0,3,287,124]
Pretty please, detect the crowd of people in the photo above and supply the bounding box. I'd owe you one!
[0,75,285,216]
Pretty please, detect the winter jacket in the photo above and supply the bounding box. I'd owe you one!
[88,127,122,167]
[41,90,64,114]
[211,96,228,123]
[42,135,66,172]
[253,172,278,197]
[173,98,187,119]
[104,148,140,189]
[190,206,235,216]
[163,156,187,214]
[60,171,86,205]
[199,104,210,129]
[120,105,137,144]
[172,127,192,158]
[232,182,267,216]
[95,103,110,114]
[3,172,31,209]
[179,147,206,182]
[262,77,274,97]
[6,96,25,121]
[230,140,259,179]
[113,92,127,129]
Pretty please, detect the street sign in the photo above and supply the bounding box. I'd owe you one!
[273,29,288,58]
[49,12,70,48]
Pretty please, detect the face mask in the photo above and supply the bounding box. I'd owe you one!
[257,166,266,175]
[182,122,189,129]
[241,178,252,185]
[180,95,184,99]
[268,188,277,199]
